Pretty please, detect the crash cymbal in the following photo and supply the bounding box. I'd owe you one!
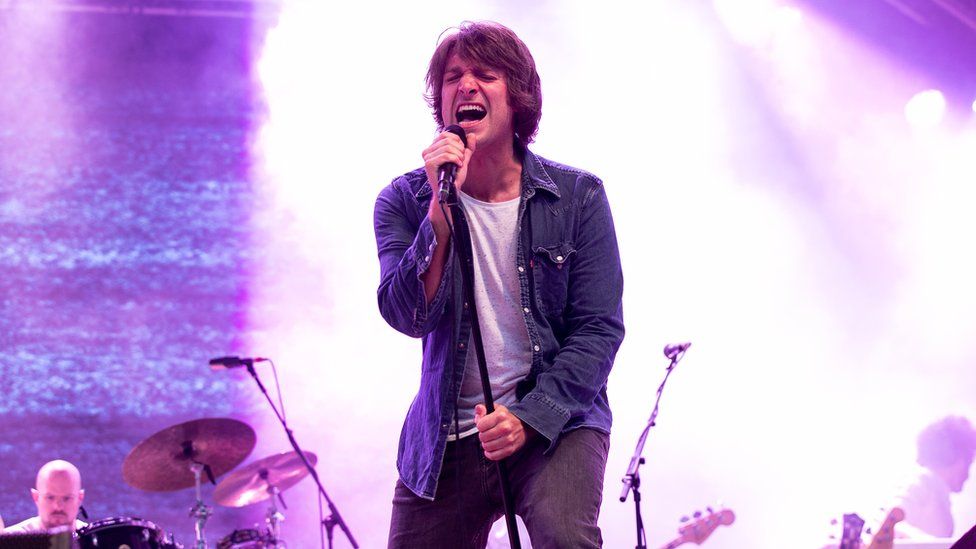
[122,417,256,492]
[213,451,317,508]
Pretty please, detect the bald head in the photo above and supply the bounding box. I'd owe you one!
[31,460,84,530]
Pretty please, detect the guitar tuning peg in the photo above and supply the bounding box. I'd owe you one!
[693,510,702,518]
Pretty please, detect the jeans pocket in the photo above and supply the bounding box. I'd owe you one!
[532,242,575,316]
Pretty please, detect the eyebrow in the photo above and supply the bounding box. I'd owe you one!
[444,63,495,76]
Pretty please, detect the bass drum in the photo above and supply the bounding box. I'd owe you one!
[75,516,181,549]
[216,528,271,549]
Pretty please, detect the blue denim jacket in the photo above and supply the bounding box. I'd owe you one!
[373,147,625,500]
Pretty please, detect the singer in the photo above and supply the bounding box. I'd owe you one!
[373,21,625,548]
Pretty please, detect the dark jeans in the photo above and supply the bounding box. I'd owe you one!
[388,427,610,549]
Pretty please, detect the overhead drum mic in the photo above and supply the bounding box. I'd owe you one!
[437,124,467,203]
[209,356,267,370]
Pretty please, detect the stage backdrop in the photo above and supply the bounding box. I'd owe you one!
[0,10,272,544]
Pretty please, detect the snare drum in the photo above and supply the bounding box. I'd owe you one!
[216,528,271,549]
[75,516,178,549]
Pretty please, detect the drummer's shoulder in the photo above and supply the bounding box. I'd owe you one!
[0,517,85,533]
[2,516,42,533]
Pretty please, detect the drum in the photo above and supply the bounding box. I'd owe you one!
[75,516,178,549]
[216,529,271,549]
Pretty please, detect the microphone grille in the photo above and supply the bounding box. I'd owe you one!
[444,124,467,147]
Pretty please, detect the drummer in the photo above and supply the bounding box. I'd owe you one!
[4,460,87,533]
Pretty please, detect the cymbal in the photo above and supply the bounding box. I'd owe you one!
[213,451,317,508]
[122,417,256,492]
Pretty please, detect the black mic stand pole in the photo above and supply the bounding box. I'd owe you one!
[243,360,359,549]
[445,191,522,549]
[619,346,688,549]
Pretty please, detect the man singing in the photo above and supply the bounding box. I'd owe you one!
[373,21,624,548]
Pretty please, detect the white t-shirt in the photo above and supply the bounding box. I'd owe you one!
[3,516,87,533]
[451,191,532,438]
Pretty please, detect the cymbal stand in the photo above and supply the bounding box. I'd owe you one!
[189,462,212,549]
[265,482,286,548]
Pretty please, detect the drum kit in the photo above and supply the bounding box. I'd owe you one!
[74,417,316,549]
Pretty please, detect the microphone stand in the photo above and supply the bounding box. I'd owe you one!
[243,360,359,549]
[445,191,522,549]
[619,346,688,549]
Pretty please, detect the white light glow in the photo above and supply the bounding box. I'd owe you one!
[905,89,946,129]
[713,0,803,47]
[246,3,976,547]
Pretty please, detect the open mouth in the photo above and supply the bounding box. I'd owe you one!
[456,104,487,123]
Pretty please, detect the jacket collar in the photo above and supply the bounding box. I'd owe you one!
[415,141,561,200]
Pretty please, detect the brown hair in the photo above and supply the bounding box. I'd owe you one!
[425,21,542,147]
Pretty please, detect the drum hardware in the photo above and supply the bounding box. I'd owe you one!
[189,461,214,549]
[213,451,319,548]
[75,516,181,549]
[122,418,257,549]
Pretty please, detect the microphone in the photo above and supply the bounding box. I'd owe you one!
[209,356,268,370]
[437,124,467,203]
[663,342,691,359]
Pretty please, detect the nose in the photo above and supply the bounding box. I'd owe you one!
[458,74,477,97]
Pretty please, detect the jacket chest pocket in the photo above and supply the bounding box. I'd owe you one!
[531,242,576,316]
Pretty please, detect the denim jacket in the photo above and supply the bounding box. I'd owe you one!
[373,146,625,500]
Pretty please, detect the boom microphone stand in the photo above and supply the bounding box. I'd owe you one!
[619,342,691,549]
[243,360,359,549]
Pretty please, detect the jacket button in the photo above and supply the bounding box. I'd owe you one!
[533,345,541,352]
[459,342,466,350]
[517,266,525,273]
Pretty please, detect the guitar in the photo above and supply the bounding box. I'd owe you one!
[865,507,905,549]
[840,513,866,549]
[660,507,736,549]
[833,507,906,549]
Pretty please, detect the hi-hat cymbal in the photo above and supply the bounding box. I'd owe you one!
[122,417,256,492]
[213,451,318,508]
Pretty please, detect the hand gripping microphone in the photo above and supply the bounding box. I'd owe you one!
[437,124,468,203]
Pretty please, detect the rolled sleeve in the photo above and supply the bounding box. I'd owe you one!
[374,178,453,338]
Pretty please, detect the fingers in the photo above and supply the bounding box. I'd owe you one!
[422,131,467,184]
[474,404,527,461]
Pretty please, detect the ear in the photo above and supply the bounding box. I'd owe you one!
[31,488,39,504]
[78,489,85,504]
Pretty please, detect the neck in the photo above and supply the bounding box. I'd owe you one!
[463,137,522,203]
